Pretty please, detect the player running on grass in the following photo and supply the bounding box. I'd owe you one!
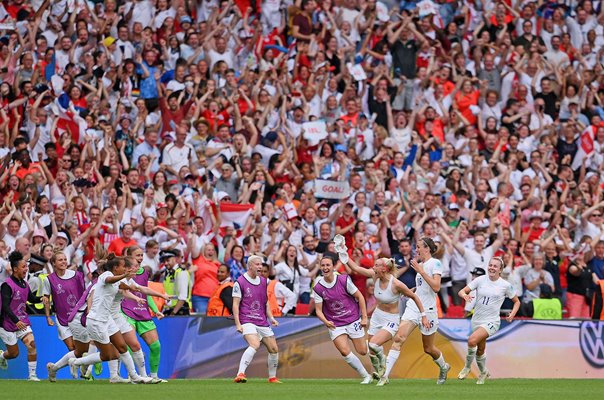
[379,237,451,386]
[43,251,93,381]
[67,254,154,384]
[121,246,170,382]
[58,273,100,381]
[0,251,42,381]
[341,254,430,381]
[102,254,169,383]
[457,257,520,384]
[232,255,281,384]
[313,253,372,384]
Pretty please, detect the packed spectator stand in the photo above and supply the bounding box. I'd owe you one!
[0,0,603,321]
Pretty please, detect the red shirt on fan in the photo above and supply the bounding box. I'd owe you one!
[336,215,355,249]
[108,237,138,256]
[201,109,231,131]
[80,222,115,262]
[159,97,196,135]
[350,249,375,298]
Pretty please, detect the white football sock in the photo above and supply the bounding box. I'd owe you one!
[54,350,75,370]
[465,346,477,369]
[343,353,370,378]
[132,350,148,377]
[119,352,139,379]
[108,359,119,378]
[384,349,400,379]
[433,353,446,368]
[28,361,37,377]
[476,354,487,374]
[73,352,101,366]
[369,353,380,373]
[268,353,279,378]
[238,347,257,374]
[369,342,385,364]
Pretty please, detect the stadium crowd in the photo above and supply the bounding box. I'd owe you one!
[0,0,604,321]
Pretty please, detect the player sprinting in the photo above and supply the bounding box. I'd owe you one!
[99,254,168,383]
[61,242,107,380]
[68,254,154,384]
[0,251,41,381]
[380,238,450,386]
[232,255,281,383]
[342,256,430,381]
[43,251,88,381]
[314,255,372,384]
[457,257,520,384]
[121,246,170,382]
[64,274,98,380]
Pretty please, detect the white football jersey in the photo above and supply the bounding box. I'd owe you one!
[406,258,443,312]
[469,275,514,325]
[111,278,136,317]
[87,272,124,323]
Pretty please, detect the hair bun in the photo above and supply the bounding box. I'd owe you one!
[8,251,23,264]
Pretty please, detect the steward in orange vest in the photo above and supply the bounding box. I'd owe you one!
[592,280,604,320]
[268,280,283,317]
[260,262,298,316]
[207,275,234,317]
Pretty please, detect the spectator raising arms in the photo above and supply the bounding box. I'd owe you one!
[0,0,602,325]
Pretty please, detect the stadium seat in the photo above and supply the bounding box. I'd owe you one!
[446,305,465,318]
[295,303,309,315]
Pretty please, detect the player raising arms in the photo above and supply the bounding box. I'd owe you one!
[380,237,450,386]
[342,256,430,381]
[121,246,170,382]
[314,254,372,384]
[0,251,42,381]
[43,251,87,382]
[68,254,154,384]
[232,255,281,384]
[457,257,520,384]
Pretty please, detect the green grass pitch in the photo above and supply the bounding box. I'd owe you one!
[0,379,602,400]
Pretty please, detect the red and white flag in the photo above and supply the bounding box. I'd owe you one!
[52,96,85,145]
[197,200,255,236]
[219,203,255,228]
[571,125,596,170]
[282,202,298,220]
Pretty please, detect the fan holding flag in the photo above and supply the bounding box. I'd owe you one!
[571,120,597,170]
[48,76,87,147]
